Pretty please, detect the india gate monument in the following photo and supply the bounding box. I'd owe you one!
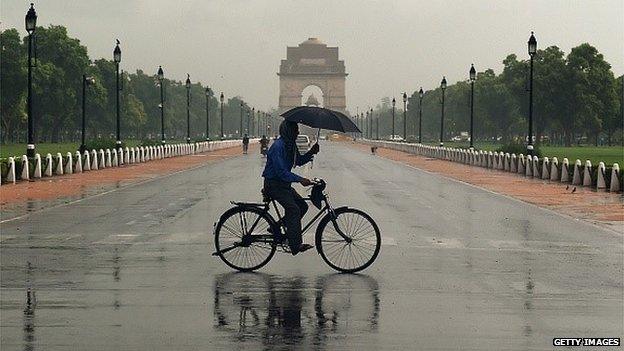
[278,38,347,114]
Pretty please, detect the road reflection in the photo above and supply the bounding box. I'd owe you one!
[213,272,379,349]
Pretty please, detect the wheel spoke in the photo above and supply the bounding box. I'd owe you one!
[319,210,380,272]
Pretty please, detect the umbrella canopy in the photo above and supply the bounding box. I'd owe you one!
[281,106,361,133]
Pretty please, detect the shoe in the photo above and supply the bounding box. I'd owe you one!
[291,243,314,256]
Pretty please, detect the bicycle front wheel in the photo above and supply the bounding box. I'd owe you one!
[214,206,277,272]
[315,207,381,273]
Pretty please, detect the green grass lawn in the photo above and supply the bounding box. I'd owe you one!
[415,141,623,166]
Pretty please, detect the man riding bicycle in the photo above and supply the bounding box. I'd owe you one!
[262,120,319,255]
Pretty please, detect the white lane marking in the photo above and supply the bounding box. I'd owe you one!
[125,220,137,225]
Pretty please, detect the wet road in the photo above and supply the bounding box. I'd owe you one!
[1,142,622,350]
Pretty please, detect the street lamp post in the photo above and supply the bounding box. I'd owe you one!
[391,98,396,140]
[113,40,122,147]
[469,64,476,149]
[440,77,447,146]
[185,74,191,143]
[220,92,224,140]
[251,108,255,137]
[246,109,250,135]
[527,31,537,156]
[239,102,244,138]
[157,66,165,144]
[402,92,407,141]
[80,75,96,153]
[25,3,37,158]
[418,88,424,144]
[375,110,379,140]
[205,87,212,140]
[370,108,373,139]
[366,111,369,139]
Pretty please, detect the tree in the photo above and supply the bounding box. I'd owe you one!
[566,43,618,146]
[1,29,26,143]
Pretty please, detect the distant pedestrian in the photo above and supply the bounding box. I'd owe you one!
[242,134,249,154]
[260,135,269,156]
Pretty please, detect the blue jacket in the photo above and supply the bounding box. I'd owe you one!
[262,138,313,182]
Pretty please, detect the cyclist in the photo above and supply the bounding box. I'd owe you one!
[262,120,319,255]
[242,134,249,154]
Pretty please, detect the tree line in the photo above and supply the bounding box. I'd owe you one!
[367,44,622,146]
[1,25,272,144]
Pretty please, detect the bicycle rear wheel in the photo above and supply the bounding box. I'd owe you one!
[315,207,381,273]
[214,206,277,272]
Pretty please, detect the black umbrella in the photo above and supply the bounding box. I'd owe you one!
[281,106,361,133]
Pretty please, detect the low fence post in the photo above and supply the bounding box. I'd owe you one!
[518,154,525,174]
[510,154,517,173]
[20,155,29,180]
[105,149,112,167]
[561,158,570,183]
[610,163,620,192]
[99,149,106,168]
[44,154,53,177]
[532,156,539,178]
[550,157,559,181]
[74,151,83,173]
[55,153,64,175]
[83,150,91,171]
[582,160,592,187]
[33,154,42,178]
[6,157,16,184]
[64,152,73,174]
[596,162,607,190]
[572,159,582,185]
[91,150,98,170]
[541,157,549,179]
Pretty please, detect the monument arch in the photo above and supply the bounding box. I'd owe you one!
[278,38,347,113]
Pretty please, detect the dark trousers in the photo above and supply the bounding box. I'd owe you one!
[264,179,308,251]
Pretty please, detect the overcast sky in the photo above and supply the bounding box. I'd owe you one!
[2,0,623,112]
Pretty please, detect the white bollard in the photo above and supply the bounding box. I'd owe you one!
[20,155,29,180]
[6,157,16,184]
[532,156,539,178]
[33,154,42,178]
[44,154,53,177]
[75,151,83,173]
[525,155,532,177]
[582,160,592,186]
[112,150,118,167]
[64,152,73,174]
[541,157,550,179]
[130,148,135,164]
[90,150,98,170]
[518,154,525,174]
[124,147,130,164]
[83,151,91,171]
[105,149,112,167]
[510,154,517,173]
[504,153,510,171]
[596,162,606,190]
[610,163,620,192]
[572,159,582,185]
[99,149,105,168]
[550,157,559,181]
[117,148,123,165]
[561,158,570,183]
[55,153,64,175]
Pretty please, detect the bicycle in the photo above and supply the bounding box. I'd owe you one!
[212,179,381,273]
